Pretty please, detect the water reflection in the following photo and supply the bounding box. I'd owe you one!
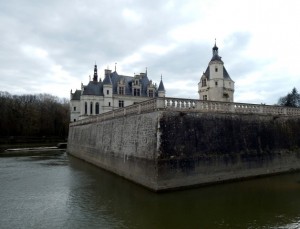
[0,153,300,229]
[67,156,300,229]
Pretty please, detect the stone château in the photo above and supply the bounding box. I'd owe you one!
[68,42,300,192]
[70,65,166,122]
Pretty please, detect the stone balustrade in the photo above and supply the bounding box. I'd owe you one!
[70,97,300,127]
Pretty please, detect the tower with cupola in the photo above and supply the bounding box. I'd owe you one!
[198,41,234,102]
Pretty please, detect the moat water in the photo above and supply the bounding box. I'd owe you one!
[1,152,300,229]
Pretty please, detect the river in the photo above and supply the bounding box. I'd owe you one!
[0,152,300,229]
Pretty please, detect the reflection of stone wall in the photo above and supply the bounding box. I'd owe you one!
[68,110,300,192]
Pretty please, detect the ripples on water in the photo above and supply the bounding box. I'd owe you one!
[1,153,300,229]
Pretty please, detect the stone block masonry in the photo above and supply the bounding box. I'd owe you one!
[68,112,161,189]
[68,102,300,191]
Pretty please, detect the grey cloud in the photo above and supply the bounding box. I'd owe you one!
[0,0,193,96]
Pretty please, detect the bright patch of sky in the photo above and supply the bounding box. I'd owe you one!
[0,0,300,104]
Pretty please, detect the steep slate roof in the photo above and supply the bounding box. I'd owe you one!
[158,79,165,91]
[102,74,112,85]
[109,71,151,96]
[81,70,157,97]
[82,81,104,96]
[71,90,82,100]
[210,54,223,62]
[202,42,232,81]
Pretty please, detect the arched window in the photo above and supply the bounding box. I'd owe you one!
[96,102,99,114]
[84,102,87,114]
[90,102,93,115]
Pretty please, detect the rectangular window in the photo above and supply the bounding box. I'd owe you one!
[119,100,124,108]
[108,102,111,107]
[134,88,140,96]
[73,107,76,111]
[215,81,218,86]
[203,95,207,100]
[119,87,124,95]
[202,79,207,87]
[148,90,153,97]
[107,90,109,95]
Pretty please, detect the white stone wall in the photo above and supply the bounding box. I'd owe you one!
[70,100,81,122]
[199,62,234,102]
[209,62,224,79]
[71,94,155,121]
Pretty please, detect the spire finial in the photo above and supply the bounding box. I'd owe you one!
[146,67,148,75]
[93,63,98,81]
[161,74,162,80]
[212,39,219,56]
[115,62,117,72]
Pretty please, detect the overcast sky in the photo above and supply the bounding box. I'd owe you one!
[1,0,300,104]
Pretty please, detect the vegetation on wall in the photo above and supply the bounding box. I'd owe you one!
[0,91,69,137]
[278,87,300,107]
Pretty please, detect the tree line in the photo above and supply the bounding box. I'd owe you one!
[278,87,300,107]
[0,87,298,138]
[0,92,69,137]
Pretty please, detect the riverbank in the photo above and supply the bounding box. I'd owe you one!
[0,143,67,157]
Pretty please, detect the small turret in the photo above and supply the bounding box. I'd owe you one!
[103,68,112,85]
[103,68,113,98]
[158,75,166,97]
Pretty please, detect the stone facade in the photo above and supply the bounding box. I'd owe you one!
[70,65,166,122]
[67,98,300,191]
[198,42,235,102]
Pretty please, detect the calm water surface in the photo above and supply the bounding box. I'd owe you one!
[1,152,300,229]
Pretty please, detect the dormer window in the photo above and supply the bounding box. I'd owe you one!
[202,79,207,87]
[148,90,154,97]
[119,86,124,95]
[134,88,140,96]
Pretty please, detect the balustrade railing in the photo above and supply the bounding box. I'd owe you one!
[70,97,300,127]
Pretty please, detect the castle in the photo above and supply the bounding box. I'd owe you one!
[70,42,234,122]
[198,42,235,102]
[70,65,166,122]
[68,42,300,192]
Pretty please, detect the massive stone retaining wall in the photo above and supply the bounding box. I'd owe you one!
[68,112,161,189]
[68,110,300,191]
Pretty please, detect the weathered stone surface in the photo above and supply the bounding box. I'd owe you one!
[67,111,300,191]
